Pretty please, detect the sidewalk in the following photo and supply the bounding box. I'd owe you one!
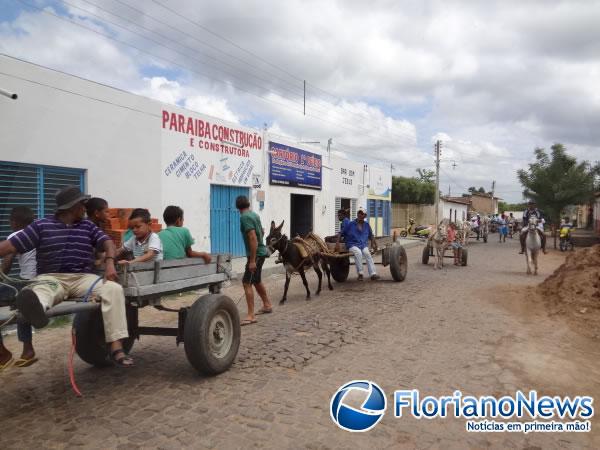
[229,238,424,279]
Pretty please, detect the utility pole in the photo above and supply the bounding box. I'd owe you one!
[491,180,496,214]
[434,140,442,226]
[303,80,306,115]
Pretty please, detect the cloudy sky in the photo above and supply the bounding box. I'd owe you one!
[1,0,599,201]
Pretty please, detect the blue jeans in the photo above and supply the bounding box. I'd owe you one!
[0,282,33,344]
[0,323,32,344]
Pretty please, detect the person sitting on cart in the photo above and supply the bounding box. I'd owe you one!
[116,209,163,264]
[159,205,211,263]
[335,206,379,281]
[0,186,134,367]
[0,206,38,370]
[86,197,111,269]
[446,222,463,266]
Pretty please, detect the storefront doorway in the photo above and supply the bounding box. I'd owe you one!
[290,194,313,238]
[210,185,249,257]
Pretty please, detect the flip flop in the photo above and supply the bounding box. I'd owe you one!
[0,357,15,372]
[255,308,273,315]
[14,356,38,368]
[240,319,258,326]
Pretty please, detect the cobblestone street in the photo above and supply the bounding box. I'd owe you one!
[2,238,599,449]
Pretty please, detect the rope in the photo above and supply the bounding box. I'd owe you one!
[69,328,83,397]
[68,275,102,398]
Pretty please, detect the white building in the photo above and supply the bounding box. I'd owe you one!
[0,55,391,256]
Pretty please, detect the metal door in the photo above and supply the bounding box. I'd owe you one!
[210,185,249,257]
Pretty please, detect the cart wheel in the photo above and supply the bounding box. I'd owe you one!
[389,245,408,282]
[422,245,430,264]
[400,230,408,238]
[73,307,135,367]
[461,248,468,266]
[184,294,240,376]
[330,258,350,282]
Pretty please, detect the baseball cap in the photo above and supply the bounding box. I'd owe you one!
[357,206,367,215]
[55,185,90,210]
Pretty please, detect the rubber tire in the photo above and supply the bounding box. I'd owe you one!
[483,234,488,243]
[389,245,408,282]
[73,307,135,368]
[461,248,468,266]
[422,245,430,265]
[400,231,408,238]
[184,294,240,376]
[330,258,350,282]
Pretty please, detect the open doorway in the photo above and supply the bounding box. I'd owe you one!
[290,194,313,237]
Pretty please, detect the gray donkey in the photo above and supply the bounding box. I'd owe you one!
[265,220,333,304]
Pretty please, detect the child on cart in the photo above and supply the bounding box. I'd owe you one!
[159,206,211,263]
[116,209,163,264]
[0,206,38,370]
[447,222,462,266]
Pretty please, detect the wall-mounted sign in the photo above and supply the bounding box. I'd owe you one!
[268,141,322,190]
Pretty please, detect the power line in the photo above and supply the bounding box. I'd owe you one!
[12,0,416,148]
[144,0,417,141]
[0,69,161,118]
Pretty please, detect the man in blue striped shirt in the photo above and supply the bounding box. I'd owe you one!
[0,186,133,367]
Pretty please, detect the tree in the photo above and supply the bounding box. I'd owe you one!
[392,175,435,204]
[517,143,598,247]
[417,168,435,184]
[477,187,486,193]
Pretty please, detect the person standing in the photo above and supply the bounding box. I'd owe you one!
[236,195,273,326]
[336,206,379,281]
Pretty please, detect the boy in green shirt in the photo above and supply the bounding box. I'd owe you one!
[236,195,272,326]
[159,206,211,263]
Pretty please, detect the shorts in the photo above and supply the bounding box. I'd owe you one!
[242,256,265,285]
[451,242,462,250]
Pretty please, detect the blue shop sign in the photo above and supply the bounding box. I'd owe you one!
[269,141,322,190]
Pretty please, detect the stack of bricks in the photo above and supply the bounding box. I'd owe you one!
[101,208,162,247]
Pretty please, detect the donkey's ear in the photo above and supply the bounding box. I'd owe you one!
[270,220,276,230]
[277,220,284,230]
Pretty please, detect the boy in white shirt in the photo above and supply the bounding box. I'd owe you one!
[0,206,38,370]
[116,208,163,264]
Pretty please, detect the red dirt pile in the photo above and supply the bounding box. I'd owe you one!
[537,244,600,336]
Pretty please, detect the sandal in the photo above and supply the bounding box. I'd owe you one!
[256,308,272,315]
[111,349,134,368]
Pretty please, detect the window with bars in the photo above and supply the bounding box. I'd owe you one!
[0,161,85,274]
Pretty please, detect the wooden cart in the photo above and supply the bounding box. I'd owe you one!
[324,236,408,283]
[0,255,239,375]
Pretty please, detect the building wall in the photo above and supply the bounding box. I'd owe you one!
[392,204,435,228]
[440,201,469,223]
[0,56,162,217]
[1,56,393,253]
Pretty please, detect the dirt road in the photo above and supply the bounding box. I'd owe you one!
[1,237,598,449]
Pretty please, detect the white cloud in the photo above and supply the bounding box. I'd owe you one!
[1,0,599,202]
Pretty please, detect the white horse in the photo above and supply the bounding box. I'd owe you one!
[525,217,541,275]
[428,221,448,269]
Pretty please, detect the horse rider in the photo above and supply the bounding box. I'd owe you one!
[519,200,547,254]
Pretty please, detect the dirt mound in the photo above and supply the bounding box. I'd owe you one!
[537,244,600,336]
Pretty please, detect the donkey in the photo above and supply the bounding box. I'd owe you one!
[265,220,333,304]
[428,220,448,270]
[525,217,541,275]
